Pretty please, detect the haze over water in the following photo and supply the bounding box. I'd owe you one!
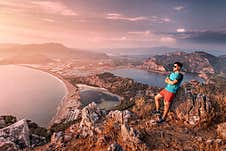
[0,65,66,127]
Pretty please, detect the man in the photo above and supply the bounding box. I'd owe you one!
[153,62,183,123]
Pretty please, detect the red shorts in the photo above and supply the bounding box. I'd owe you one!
[159,89,175,102]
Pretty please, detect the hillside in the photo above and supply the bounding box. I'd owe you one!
[140,51,226,75]
[0,43,108,64]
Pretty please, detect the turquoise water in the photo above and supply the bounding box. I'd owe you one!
[109,68,203,88]
[0,65,66,127]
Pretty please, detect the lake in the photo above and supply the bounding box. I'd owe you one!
[0,65,66,127]
[77,84,121,110]
[109,68,204,88]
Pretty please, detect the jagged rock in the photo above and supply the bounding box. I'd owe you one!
[0,119,30,149]
[50,131,64,144]
[107,110,133,124]
[0,119,48,150]
[107,143,124,151]
[121,124,141,143]
[173,82,215,129]
[79,102,104,137]
[0,116,17,129]
[0,138,17,151]
[30,134,46,148]
[216,122,226,139]
[65,108,81,123]
[120,124,148,151]
[49,131,65,150]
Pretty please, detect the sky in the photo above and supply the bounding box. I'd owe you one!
[0,0,226,50]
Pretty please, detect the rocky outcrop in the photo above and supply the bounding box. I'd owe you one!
[120,124,147,150]
[140,51,226,75]
[0,138,17,151]
[107,110,133,124]
[0,116,17,129]
[0,119,48,150]
[0,119,30,149]
[3,72,222,151]
[79,102,105,137]
[171,81,215,129]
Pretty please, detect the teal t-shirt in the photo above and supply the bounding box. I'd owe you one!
[165,72,183,93]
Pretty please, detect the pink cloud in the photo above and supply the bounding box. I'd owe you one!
[106,13,148,21]
[31,1,78,16]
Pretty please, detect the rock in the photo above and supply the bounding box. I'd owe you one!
[107,110,133,124]
[65,108,81,123]
[51,131,64,144]
[216,122,226,139]
[0,138,17,151]
[30,134,46,148]
[0,116,17,129]
[173,82,215,129]
[64,133,72,142]
[0,119,30,149]
[121,124,141,144]
[79,102,104,137]
[107,143,124,151]
[120,124,148,151]
[0,118,48,150]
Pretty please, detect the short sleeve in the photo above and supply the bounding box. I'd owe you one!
[176,73,183,82]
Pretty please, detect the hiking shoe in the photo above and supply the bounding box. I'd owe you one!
[152,110,161,115]
[156,118,165,124]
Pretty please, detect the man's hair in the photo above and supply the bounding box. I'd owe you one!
[174,62,183,68]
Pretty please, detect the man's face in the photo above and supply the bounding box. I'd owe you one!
[173,64,180,72]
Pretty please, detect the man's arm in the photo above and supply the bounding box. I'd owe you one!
[165,77,178,85]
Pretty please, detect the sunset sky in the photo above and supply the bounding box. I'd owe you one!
[0,0,226,50]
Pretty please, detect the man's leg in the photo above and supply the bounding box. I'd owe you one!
[162,101,171,120]
[154,94,163,111]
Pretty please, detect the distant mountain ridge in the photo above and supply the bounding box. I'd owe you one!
[0,43,108,64]
[100,46,226,57]
[140,51,226,75]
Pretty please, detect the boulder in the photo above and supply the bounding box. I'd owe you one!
[121,124,141,143]
[120,124,148,151]
[0,119,30,149]
[107,110,133,124]
[0,119,48,150]
[0,116,17,129]
[79,102,104,137]
[0,138,17,151]
[172,82,215,129]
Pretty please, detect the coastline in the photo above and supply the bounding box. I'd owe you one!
[17,64,81,128]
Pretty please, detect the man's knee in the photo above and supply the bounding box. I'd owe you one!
[155,94,162,100]
[164,102,171,109]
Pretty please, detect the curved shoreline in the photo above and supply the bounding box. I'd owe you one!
[17,64,80,128]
